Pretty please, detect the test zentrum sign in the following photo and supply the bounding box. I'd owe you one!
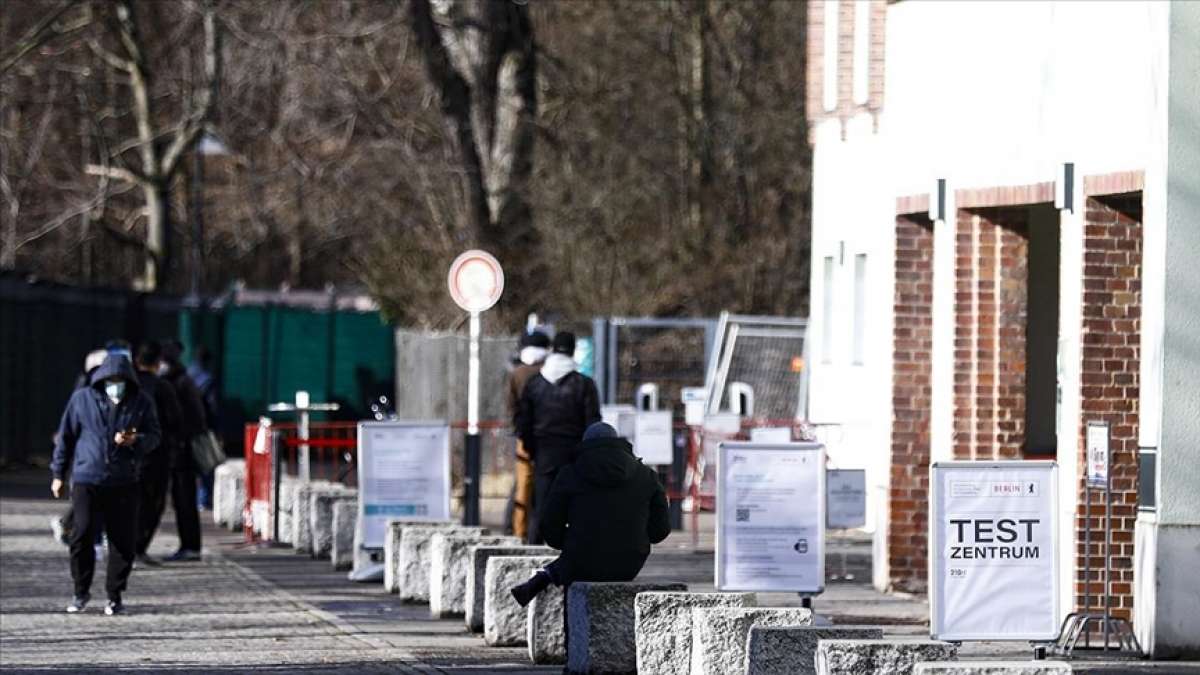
[929,460,1059,641]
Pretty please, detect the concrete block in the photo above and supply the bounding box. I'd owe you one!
[527,584,566,665]
[466,545,554,632]
[291,481,333,552]
[213,459,245,530]
[816,639,959,675]
[382,520,456,593]
[483,555,556,647]
[745,626,883,675]
[276,479,301,544]
[689,607,813,675]
[398,525,486,603]
[912,663,1070,675]
[429,533,520,617]
[567,581,689,674]
[634,591,757,675]
[311,489,357,559]
[330,498,359,570]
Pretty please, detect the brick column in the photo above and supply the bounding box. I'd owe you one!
[889,214,934,592]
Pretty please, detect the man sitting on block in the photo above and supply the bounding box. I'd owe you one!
[510,422,670,606]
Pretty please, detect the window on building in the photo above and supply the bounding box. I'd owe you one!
[853,253,867,364]
[822,256,835,363]
[852,0,871,105]
[823,0,840,112]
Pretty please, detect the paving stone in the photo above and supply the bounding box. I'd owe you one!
[382,519,456,593]
[689,606,813,675]
[567,581,689,674]
[429,533,520,617]
[291,481,333,552]
[527,583,566,665]
[912,663,1070,675]
[398,525,486,603]
[745,626,883,675]
[213,459,245,530]
[465,545,554,632]
[634,591,757,675]
[483,555,557,647]
[816,639,959,675]
[330,498,359,570]
[311,489,357,559]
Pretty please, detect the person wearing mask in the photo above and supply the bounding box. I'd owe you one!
[187,345,219,510]
[159,341,206,561]
[132,342,183,566]
[50,348,109,546]
[51,354,161,615]
[515,331,601,544]
[505,330,550,539]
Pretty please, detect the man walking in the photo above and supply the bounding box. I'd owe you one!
[515,331,601,544]
[51,354,161,615]
[159,342,207,561]
[187,345,219,510]
[506,330,549,539]
[133,342,183,566]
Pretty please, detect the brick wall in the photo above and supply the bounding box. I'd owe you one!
[953,209,1029,460]
[805,0,887,141]
[889,214,934,592]
[1075,194,1142,621]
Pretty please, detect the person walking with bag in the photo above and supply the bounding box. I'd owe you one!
[159,342,207,561]
[132,342,184,566]
[51,354,161,615]
[506,330,549,539]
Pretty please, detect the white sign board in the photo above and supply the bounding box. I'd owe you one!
[357,421,451,549]
[1086,421,1109,488]
[750,427,792,444]
[826,469,867,529]
[682,387,707,426]
[716,442,825,593]
[601,405,637,439]
[930,461,1059,641]
[634,411,673,465]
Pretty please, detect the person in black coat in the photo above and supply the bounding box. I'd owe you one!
[510,422,670,607]
[514,331,601,544]
[159,342,207,561]
[133,342,184,565]
[51,354,161,615]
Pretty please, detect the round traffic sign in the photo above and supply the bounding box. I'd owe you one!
[447,249,504,313]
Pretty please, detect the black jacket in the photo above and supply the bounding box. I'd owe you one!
[539,437,670,583]
[51,355,162,486]
[137,370,184,468]
[163,363,207,441]
[515,356,601,474]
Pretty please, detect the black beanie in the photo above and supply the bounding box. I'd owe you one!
[552,331,576,355]
[521,330,550,349]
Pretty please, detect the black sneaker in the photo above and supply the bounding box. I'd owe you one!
[510,570,552,608]
[104,598,124,616]
[135,553,162,567]
[66,594,90,613]
[164,549,201,562]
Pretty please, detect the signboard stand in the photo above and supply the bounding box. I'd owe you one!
[1052,421,1142,657]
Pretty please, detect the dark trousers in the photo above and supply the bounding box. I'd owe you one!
[69,483,137,600]
[171,453,202,551]
[527,470,559,545]
[136,459,171,555]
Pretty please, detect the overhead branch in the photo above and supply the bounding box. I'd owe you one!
[161,0,219,176]
[85,163,151,187]
[0,2,93,75]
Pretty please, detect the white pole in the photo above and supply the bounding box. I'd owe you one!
[468,311,481,435]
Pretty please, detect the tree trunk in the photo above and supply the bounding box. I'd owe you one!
[141,182,170,290]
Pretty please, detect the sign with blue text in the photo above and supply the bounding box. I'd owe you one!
[929,460,1059,641]
[357,420,451,549]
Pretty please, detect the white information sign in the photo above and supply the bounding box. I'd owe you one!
[826,469,867,529]
[1086,421,1109,488]
[930,461,1059,641]
[357,421,451,549]
[716,442,825,593]
[633,411,673,465]
[750,427,792,444]
[601,405,637,439]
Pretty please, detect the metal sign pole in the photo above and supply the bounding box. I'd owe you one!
[463,311,481,526]
[1103,424,1112,651]
[1084,479,1091,649]
[299,407,311,482]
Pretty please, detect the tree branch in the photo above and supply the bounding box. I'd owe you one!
[0,2,93,75]
[85,163,151,187]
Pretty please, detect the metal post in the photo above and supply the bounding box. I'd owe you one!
[464,311,481,526]
[1104,440,1112,651]
[298,410,311,482]
[272,430,282,542]
[1084,481,1091,648]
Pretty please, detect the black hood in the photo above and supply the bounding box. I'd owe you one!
[572,437,640,487]
[89,354,140,394]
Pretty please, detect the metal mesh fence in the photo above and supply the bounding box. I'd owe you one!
[613,324,709,412]
[705,314,809,422]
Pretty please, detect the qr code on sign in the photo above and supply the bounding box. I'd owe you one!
[736,508,750,522]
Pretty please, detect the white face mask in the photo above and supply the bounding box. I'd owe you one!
[104,380,126,404]
[156,362,169,377]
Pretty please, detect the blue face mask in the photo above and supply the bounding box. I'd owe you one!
[104,380,126,403]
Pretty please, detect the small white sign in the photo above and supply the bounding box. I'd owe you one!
[750,427,792,444]
[826,469,866,529]
[633,411,673,465]
[930,461,1059,641]
[682,387,708,426]
[357,421,451,549]
[1086,421,1109,487]
[601,405,637,439]
[716,442,826,593]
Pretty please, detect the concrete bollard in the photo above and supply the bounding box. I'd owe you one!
[483,555,557,647]
[330,499,359,570]
[466,545,554,633]
[527,584,567,665]
[213,459,245,530]
[567,581,689,674]
[276,480,302,544]
[398,525,487,603]
[745,626,883,675]
[382,520,456,593]
[311,489,357,559]
[634,591,758,675]
[429,533,521,618]
[291,481,333,552]
[912,663,1070,675]
[816,639,959,675]
[688,607,813,675]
